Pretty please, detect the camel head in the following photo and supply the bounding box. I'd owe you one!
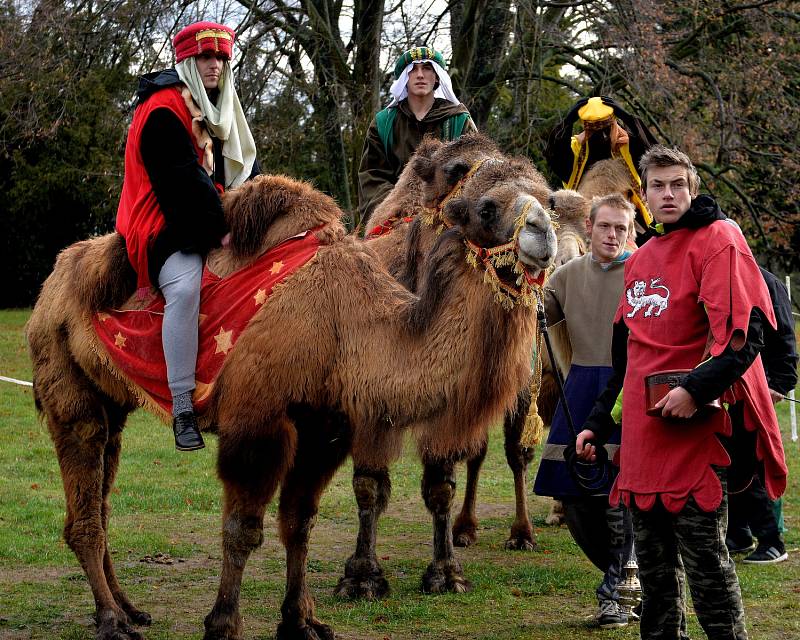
[418,144,558,286]
[550,188,591,267]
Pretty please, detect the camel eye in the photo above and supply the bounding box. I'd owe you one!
[478,200,496,223]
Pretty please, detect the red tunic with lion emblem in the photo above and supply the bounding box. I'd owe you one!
[612,220,787,512]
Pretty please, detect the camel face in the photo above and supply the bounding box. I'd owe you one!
[516,195,558,271]
[550,188,591,267]
[442,161,558,277]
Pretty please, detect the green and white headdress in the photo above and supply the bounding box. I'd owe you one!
[387,46,460,108]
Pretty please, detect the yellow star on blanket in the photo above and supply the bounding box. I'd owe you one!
[254,288,267,306]
[114,332,126,348]
[269,260,284,275]
[214,326,234,355]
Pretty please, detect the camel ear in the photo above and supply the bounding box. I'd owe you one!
[416,135,443,160]
[443,159,470,187]
[443,197,469,227]
[412,155,437,183]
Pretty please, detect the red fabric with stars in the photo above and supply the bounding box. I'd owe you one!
[92,231,321,416]
[611,221,786,513]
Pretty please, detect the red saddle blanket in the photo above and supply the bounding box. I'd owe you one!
[92,231,321,418]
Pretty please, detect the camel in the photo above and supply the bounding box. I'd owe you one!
[340,137,589,588]
[333,135,558,602]
[27,165,557,640]
[456,157,645,536]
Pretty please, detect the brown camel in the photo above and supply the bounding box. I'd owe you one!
[27,168,556,640]
[334,134,559,602]
[460,157,646,535]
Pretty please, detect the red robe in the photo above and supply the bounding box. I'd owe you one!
[116,87,204,291]
[612,220,787,513]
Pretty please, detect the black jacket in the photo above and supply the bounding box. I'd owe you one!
[134,70,260,285]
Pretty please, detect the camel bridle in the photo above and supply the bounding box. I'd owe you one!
[463,199,556,310]
[426,175,557,310]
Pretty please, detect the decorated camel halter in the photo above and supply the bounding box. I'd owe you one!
[463,200,555,310]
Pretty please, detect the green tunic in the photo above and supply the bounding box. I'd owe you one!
[357,98,476,222]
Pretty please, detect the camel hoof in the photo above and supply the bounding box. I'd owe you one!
[335,555,390,600]
[504,536,537,551]
[544,513,565,526]
[334,573,390,600]
[452,521,478,548]
[203,607,243,640]
[276,618,334,640]
[95,608,144,640]
[96,620,144,640]
[125,609,152,627]
[453,531,476,547]
[421,561,472,594]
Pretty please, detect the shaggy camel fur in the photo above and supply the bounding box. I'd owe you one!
[28,170,556,640]
[344,135,588,598]
[26,175,345,640]
[336,135,560,601]
[458,159,642,537]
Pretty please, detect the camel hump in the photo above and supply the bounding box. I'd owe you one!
[43,233,136,313]
[222,174,346,260]
[578,158,635,200]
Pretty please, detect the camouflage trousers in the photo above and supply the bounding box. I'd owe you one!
[631,470,747,640]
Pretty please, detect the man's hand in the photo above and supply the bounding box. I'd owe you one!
[769,389,784,404]
[654,386,698,419]
[576,429,597,462]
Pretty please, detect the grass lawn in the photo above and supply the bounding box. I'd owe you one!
[0,309,798,639]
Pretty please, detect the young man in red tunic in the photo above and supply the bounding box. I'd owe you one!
[575,146,787,640]
[116,21,259,451]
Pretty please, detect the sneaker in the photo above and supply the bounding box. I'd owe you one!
[743,543,788,564]
[726,536,756,555]
[597,599,628,629]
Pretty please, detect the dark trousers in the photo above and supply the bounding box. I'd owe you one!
[728,473,781,546]
[725,403,782,547]
[631,472,747,640]
[563,496,633,603]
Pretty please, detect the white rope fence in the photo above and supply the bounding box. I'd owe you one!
[0,375,32,387]
[787,275,798,442]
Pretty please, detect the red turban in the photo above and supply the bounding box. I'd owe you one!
[173,21,235,63]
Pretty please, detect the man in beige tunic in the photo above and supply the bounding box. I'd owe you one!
[533,193,637,628]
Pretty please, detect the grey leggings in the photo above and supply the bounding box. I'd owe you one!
[158,251,202,399]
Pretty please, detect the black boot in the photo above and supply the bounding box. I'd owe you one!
[173,411,205,451]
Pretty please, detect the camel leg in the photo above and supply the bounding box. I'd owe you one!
[333,467,391,599]
[275,410,351,640]
[421,458,471,594]
[204,416,297,640]
[100,407,152,627]
[452,440,487,548]
[503,389,537,551]
[48,398,143,640]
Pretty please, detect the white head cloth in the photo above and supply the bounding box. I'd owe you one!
[175,58,257,189]
[386,60,460,108]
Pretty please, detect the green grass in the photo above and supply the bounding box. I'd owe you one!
[1,309,798,639]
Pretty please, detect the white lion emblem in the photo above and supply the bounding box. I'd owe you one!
[626,277,670,318]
